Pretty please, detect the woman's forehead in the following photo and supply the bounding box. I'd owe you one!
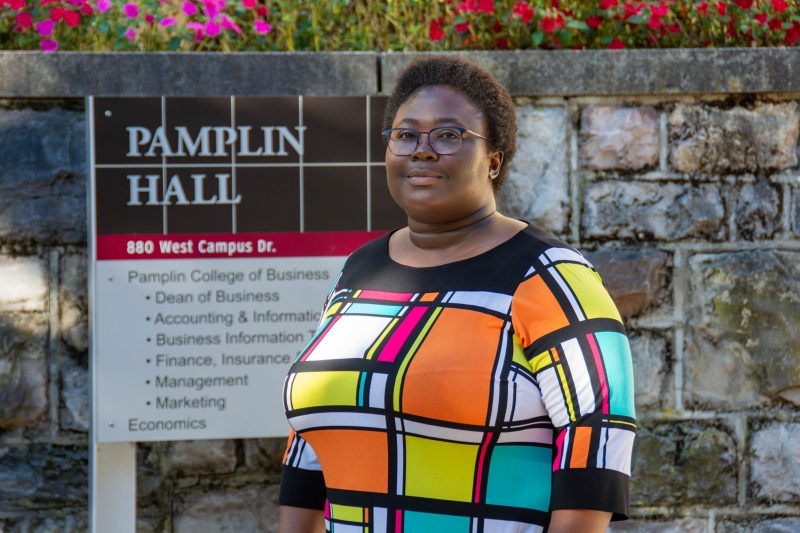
[394,86,484,126]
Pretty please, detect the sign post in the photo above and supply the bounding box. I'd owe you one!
[87,95,403,530]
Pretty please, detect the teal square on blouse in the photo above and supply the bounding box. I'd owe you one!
[403,511,470,532]
[486,444,551,511]
[595,331,636,418]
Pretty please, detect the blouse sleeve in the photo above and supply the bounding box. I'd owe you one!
[279,429,326,509]
[510,250,636,520]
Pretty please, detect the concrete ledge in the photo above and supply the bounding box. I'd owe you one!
[0,52,378,97]
[2,49,800,97]
[381,49,800,96]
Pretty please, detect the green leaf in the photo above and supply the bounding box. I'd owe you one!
[566,19,589,31]
[532,30,544,46]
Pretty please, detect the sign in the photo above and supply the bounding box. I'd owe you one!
[89,96,404,442]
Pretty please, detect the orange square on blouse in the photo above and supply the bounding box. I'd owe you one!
[303,428,388,493]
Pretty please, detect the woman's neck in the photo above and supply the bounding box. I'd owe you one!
[405,207,499,252]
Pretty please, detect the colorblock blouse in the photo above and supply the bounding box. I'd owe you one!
[280,225,636,533]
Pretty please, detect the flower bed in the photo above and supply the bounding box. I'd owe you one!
[0,0,798,52]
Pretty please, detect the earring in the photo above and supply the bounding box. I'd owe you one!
[489,169,499,179]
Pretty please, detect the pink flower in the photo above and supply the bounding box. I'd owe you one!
[242,0,255,7]
[186,20,205,40]
[124,27,136,40]
[96,0,111,13]
[608,36,625,49]
[35,19,54,36]
[182,1,197,15]
[454,21,469,33]
[15,12,32,28]
[123,2,138,18]
[40,38,58,51]
[586,14,602,29]
[160,17,176,26]
[648,13,662,29]
[254,18,270,34]
[205,20,221,36]
[599,0,618,9]
[145,14,154,24]
[202,0,220,18]
[221,15,241,33]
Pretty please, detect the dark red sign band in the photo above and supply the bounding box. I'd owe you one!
[96,231,387,260]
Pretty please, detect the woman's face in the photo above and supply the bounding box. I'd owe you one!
[385,85,502,226]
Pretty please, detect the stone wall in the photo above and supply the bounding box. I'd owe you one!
[1,51,799,532]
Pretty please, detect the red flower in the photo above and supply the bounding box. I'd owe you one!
[651,4,669,16]
[648,13,662,29]
[50,6,66,21]
[429,18,445,41]
[540,14,563,34]
[696,2,708,14]
[733,0,752,8]
[717,2,727,15]
[15,11,32,28]
[493,20,503,32]
[608,36,625,49]
[40,0,60,5]
[754,12,768,25]
[5,0,23,8]
[512,2,535,24]
[772,0,788,13]
[586,14,602,29]
[768,17,783,31]
[599,0,618,9]
[786,22,800,44]
[495,37,509,49]
[454,21,470,33]
[456,0,476,12]
[63,10,80,26]
[80,3,93,15]
[256,6,268,17]
[623,2,645,19]
[550,0,559,8]
[476,0,494,13]
[666,23,681,33]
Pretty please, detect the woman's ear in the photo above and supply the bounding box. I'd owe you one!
[489,151,504,180]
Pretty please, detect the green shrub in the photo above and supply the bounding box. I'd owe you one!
[1,0,798,52]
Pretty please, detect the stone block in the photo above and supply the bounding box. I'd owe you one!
[163,439,237,476]
[0,108,86,243]
[0,444,88,510]
[0,256,47,312]
[0,314,48,429]
[59,252,88,353]
[793,187,800,236]
[585,248,670,318]
[735,181,780,240]
[497,106,569,235]
[609,518,706,533]
[751,422,800,503]
[582,181,725,241]
[629,332,669,410]
[669,102,799,173]
[580,106,659,170]
[0,514,88,533]
[631,421,737,506]
[173,484,279,533]
[717,518,800,533]
[60,360,88,432]
[243,437,286,473]
[686,251,800,408]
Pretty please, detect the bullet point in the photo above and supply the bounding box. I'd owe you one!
[146,359,151,363]
[146,380,150,384]
[146,338,151,342]
[108,277,113,282]
[146,316,150,321]
[146,401,151,406]
[146,295,150,300]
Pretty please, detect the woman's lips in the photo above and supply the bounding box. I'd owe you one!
[405,171,443,186]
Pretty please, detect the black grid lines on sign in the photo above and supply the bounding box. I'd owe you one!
[92,96,406,236]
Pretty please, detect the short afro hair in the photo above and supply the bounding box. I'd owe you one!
[382,55,517,190]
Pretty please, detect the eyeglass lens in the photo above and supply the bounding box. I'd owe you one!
[386,128,463,155]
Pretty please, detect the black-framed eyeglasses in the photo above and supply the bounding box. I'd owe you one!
[381,127,488,156]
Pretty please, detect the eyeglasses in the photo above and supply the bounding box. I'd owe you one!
[381,127,487,156]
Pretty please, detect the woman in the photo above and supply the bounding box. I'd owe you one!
[279,56,635,533]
